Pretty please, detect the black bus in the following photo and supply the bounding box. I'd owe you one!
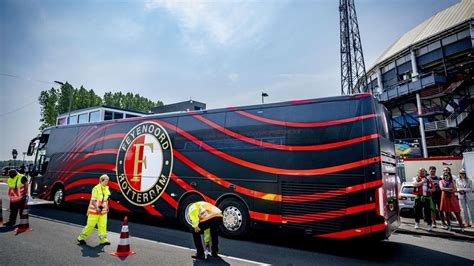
[27,93,399,240]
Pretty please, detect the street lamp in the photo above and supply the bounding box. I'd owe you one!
[261,92,269,104]
[54,81,73,124]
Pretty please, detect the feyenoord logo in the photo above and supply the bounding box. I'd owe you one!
[116,121,173,206]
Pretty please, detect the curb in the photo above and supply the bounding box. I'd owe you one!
[396,227,474,241]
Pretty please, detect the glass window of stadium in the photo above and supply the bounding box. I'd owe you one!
[69,115,78,125]
[78,113,88,124]
[104,111,113,120]
[89,111,100,122]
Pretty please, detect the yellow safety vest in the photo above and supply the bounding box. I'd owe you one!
[187,201,223,228]
[7,174,26,202]
[87,184,111,216]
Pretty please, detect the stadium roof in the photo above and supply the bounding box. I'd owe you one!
[371,0,473,68]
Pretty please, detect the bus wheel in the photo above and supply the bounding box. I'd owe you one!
[53,186,65,207]
[218,198,249,238]
[178,194,203,230]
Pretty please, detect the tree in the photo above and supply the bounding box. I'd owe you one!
[38,83,163,130]
[38,87,58,130]
[103,91,163,112]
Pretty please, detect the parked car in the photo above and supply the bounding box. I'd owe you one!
[398,182,415,215]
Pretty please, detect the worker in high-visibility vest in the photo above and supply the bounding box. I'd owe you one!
[76,174,111,245]
[187,201,223,259]
[4,169,28,226]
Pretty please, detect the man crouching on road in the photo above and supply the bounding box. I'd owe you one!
[187,201,223,259]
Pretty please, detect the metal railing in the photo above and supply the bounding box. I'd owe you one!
[424,106,471,131]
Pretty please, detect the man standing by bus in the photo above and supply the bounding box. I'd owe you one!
[76,174,111,245]
[187,201,223,259]
[4,169,28,226]
[413,168,435,231]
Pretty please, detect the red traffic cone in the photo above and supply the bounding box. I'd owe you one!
[111,216,136,257]
[16,198,32,234]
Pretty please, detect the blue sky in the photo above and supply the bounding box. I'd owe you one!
[0,0,459,160]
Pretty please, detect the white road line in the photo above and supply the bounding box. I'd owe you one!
[19,213,270,265]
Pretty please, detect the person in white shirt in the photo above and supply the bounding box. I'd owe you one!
[456,169,472,227]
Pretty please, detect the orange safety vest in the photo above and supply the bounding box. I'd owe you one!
[7,174,27,203]
[87,184,110,216]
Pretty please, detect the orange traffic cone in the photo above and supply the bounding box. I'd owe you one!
[111,216,136,257]
[15,198,32,234]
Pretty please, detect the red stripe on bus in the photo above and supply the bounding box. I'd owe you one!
[73,163,116,173]
[64,193,130,212]
[65,178,120,191]
[52,130,120,193]
[227,107,376,128]
[283,180,383,203]
[40,149,119,199]
[59,125,114,178]
[173,151,282,201]
[249,211,282,223]
[160,192,178,209]
[157,119,381,176]
[316,223,386,239]
[170,173,216,204]
[283,203,375,223]
[144,205,163,217]
[193,114,380,151]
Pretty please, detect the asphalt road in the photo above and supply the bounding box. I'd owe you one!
[1,184,473,265]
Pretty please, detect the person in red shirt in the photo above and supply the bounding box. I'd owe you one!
[440,171,465,232]
[413,168,435,231]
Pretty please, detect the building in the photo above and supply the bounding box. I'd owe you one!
[151,100,206,114]
[56,105,147,126]
[365,0,473,157]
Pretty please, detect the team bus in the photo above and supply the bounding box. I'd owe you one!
[27,93,399,240]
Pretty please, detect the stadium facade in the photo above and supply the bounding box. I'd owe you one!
[366,0,473,157]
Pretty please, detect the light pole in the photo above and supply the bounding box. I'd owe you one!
[54,81,73,124]
[261,92,269,104]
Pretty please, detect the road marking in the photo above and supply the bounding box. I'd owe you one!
[22,213,270,265]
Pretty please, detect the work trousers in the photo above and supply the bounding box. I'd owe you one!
[192,217,223,255]
[414,197,432,225]
[8,199,25,225]
[77,214,108,243]
[458,197,472,225]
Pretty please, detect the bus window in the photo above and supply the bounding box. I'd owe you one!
[104,111,113,120]
[78,113,88,124]
[113,112,124,120]
[89,111,100,122]
[69,115,78,125]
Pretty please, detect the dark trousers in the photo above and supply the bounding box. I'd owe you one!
[8,199,25,225]
[192,217,223,255]
[414,197,432,225]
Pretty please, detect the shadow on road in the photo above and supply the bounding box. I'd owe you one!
[78,243,106,258]
[193,256,230,266]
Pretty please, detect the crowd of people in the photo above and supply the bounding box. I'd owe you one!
[412,166,472,232]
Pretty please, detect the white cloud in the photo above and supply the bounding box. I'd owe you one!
[145,0,278,53]
[227,72,239,82]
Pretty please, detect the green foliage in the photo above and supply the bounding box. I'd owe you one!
[38,87,58,130]
[38,83,163,130]
[103,91,163,112]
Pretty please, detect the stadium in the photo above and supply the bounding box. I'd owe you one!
[365,0,473,157]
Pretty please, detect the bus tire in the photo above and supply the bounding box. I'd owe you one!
[52,185,65,207]
[178,194,203,230]
[218,198,249,238]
